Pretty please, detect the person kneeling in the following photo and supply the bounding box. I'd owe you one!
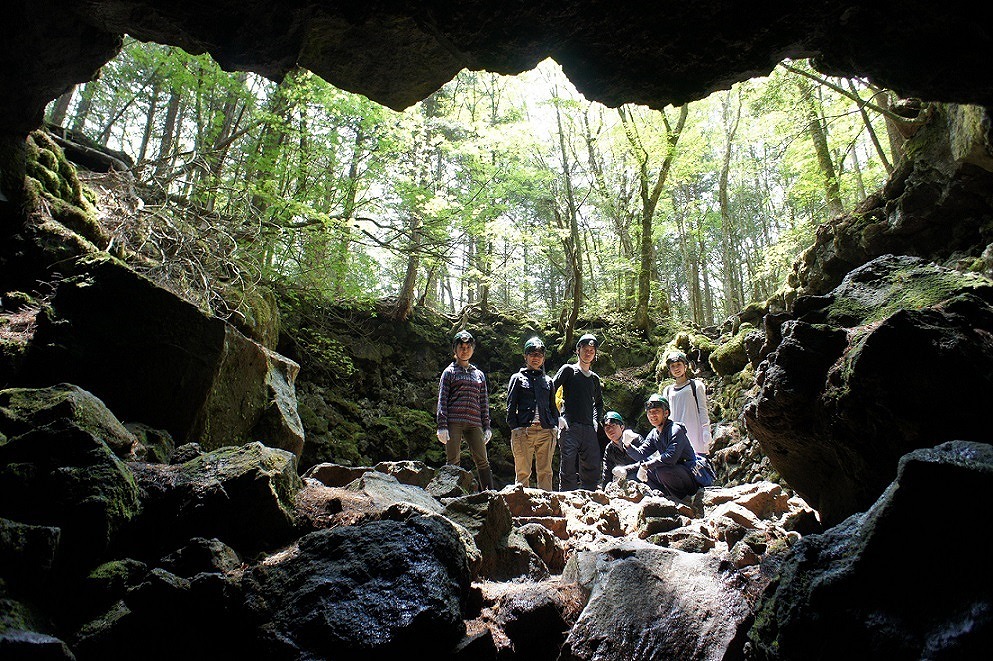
[600,410,641,488]
[614,394,697,500]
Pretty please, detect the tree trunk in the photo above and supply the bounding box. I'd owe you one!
[618,103,688,333]
[137,79,160,165]
[718,90,745,314]
[393,214,422,320]
[847,79,892,174]
[48,87,75,127]
[70,82,95,133]
[153,87,181,180]
[552,92,583,352]
[393,93,442,320]
[799,78,844,217]
[331,122,365,296]
[203,73,248,211]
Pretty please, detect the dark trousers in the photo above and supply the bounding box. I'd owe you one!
[558,423,601,491]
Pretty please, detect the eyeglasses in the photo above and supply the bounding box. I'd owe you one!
[525,347,545,355]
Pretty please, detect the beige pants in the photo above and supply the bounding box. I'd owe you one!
[510,426,556,490]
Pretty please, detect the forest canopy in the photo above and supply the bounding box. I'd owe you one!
[47,38,910,333]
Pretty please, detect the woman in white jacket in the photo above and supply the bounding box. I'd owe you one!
[661,351,713,456]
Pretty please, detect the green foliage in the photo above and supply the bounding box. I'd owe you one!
[65,41,899,346]
[294,329,356,379]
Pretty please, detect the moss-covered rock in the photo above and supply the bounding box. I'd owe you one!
[127,442,302,557]
[796,253,993,327]
[708,323,755,377]
[0,420,142,572]
[24,131,108,250]
[0,384,137,458]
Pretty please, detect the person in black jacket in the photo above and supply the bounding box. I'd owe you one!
[505,337,560,490]
[553,333,605,491]
[600,411,642,488]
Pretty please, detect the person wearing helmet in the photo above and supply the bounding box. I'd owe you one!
[552,333,605,491]
[505,336,560,490]
[616,394,698,499]
[600,411,643,488]
[436,330,494,490]
[662,350,713,456]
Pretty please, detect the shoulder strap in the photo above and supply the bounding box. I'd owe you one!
[670,379,702,413]
[688,378,700,413]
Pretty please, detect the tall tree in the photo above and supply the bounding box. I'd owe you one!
[718,89,745,314]
[618,102,688,333]
[550,87,584,351]
[393,93,443,320]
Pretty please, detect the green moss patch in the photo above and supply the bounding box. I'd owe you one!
[824,262,993,327]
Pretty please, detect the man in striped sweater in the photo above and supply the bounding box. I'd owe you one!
[436,330,493,490]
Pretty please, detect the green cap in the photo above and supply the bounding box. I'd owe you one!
[524,336,545,354]
[603,411,624,425]
[665,350,688,365]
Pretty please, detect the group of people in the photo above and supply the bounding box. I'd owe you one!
[435,330,713,500]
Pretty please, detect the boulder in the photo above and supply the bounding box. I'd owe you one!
[745,255,993,525]
[241,514,473,659]
[561,540,754,660]
[748,441,993,659]
[427,463,477,498]
[0,419,141,572]
[344,470,444,514]
[469,579,585,659]
[0,517,60,592]
[0,383,136,458]
[20,255,304,458]
[125,442,301,557]
[444,491,549,581]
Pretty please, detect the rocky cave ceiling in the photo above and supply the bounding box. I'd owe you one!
[3,1,992,136]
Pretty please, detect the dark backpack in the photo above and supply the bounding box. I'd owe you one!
[689,454,716,487]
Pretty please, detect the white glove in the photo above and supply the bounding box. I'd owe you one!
[611,465,628,480]
[621,429,639,448]
[637,463,648,482]
[483,429,492,445]
[558,417,569,432]
[437,429,449,445]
